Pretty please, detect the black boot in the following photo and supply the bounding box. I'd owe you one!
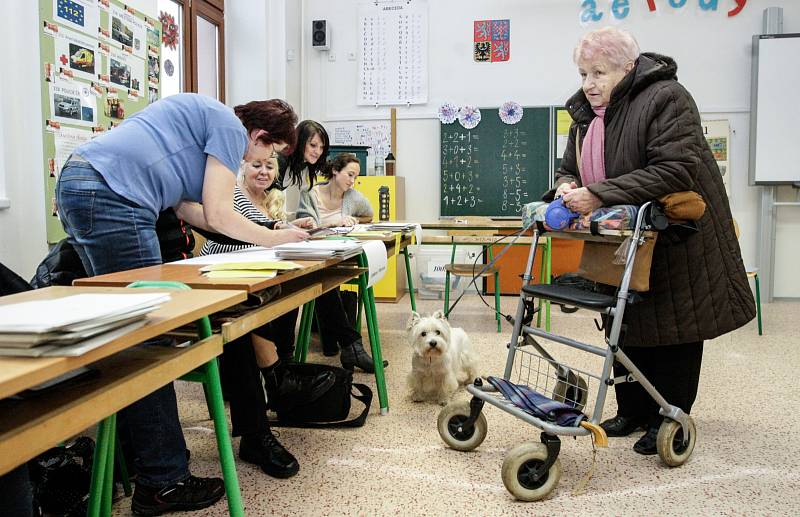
[599,414,646,437]
[340,339,388,373]
[633,426,660,455]
[321,337,340,357]
[238,429,299,478]
[262,359,335,410]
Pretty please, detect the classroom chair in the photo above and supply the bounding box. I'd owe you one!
[442,216,502,332]
[295,248,389,414]
[87,281,244,517]
[733,219,763,335]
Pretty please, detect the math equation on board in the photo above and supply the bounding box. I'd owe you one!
[440,127,531,216]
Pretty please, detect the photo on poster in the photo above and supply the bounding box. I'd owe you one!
[108,4,147,58]
[148,55,160,83]
[53,26,98,82]
[53,0,100,37]
[107,48,145,96]
[49,81,97,127]
[148,87,159,104]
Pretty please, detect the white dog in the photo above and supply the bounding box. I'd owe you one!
[406,311,479,404]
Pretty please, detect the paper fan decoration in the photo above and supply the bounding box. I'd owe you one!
[438,103,459,124]
[499,101,523,125]
[458,106,481,129]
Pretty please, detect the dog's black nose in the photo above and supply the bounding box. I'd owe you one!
[428,341,437,348]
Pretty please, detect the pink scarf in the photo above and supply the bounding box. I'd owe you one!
[579,107,607,186]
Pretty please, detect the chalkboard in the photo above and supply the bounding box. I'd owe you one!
[440,106,551,217]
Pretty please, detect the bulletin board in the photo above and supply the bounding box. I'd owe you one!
[39,0,161,243]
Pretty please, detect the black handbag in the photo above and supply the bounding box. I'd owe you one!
[270,363,372,428]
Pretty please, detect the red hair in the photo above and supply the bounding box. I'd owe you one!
[234,99,298,150]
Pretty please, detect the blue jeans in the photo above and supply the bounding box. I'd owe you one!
[56,160,189,488]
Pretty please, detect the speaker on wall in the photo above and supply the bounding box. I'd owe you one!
[312,20,329,50]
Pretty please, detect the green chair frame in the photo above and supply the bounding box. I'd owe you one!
[294,251,389,414]
[87,281,244,517]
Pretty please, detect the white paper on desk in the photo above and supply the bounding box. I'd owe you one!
[0,320,147,357]
[362,240,388,288]
[173,248,276,265]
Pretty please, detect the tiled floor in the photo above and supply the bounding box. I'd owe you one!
[113,294,800,516]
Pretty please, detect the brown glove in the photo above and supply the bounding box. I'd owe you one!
[658,191,706,222]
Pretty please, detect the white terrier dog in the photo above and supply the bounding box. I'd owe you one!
[406,311,479,404]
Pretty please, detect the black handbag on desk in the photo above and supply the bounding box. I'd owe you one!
[269,363,372,428]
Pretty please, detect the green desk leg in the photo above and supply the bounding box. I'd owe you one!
[535,238,552,332]
[115,433,132,497]
[357,253,389,414]
[487,245,501,333]
[101,413,117,516]
[755,274,762,336]
[402,247,417,313]
[443,241,457,317]
[87,416,112,517]
[294,300,315,363]
[127,280,244,517]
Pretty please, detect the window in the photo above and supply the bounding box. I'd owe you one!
[157,0,225,101]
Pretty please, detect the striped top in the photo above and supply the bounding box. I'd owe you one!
[200,186,278,256]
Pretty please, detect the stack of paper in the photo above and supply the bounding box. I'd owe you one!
[367,222,417,232]
[199,260,301,279]
[0,292,170,357]
[272,239,363,260]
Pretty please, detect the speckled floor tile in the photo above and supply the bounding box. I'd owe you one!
[111,296,800,516]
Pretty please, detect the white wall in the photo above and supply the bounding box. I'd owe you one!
[293,0,800,297]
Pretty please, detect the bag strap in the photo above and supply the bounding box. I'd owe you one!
[269,383,373,429]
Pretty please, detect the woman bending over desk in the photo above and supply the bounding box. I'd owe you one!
[55,93,308,515]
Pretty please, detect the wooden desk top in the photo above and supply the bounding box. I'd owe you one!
[0,286,245,400]
[0,333,223,475]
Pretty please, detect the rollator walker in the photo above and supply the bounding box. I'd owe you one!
[437,201,696,501]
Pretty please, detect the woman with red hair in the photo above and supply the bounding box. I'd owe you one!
[55,93,308,516]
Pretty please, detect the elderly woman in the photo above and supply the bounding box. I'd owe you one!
[550,28,755,455]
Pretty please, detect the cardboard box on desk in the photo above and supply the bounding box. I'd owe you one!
[577,235,657,292]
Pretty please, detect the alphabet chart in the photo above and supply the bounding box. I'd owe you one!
[357,1,428,106]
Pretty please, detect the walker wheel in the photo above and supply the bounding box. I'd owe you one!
[501,443,561,501]
[437,401,487,452]
[657,416,696,467]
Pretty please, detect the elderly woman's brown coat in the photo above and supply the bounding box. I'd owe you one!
[551,53,755,347]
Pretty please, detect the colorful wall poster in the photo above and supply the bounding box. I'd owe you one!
[48,80,97,126]
[39,0,160,242]
[473,19,510,62]
[53,0,99,37]
[52,25,99,82]
[108,3,147,58]
[107,47,145,97]
[702,119,731,196]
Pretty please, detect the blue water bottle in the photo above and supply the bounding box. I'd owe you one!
[545,197,579,230]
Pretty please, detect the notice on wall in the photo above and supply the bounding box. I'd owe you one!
[52,25,99,83]
[53,0,100,37]
[357,1,428,106]
[52,126,93,175]
[48,80,97,126]
[702,119,731,196]
[328,120,392,170]
[107,3,147,58]
[107,47,145,97]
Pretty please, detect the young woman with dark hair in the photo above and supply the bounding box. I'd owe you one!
[276,120,330,216]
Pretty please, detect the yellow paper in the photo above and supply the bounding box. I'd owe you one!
[556,109,573,135]
[204,269,277,279]
[200,261,300,272]
[347,231,391,238]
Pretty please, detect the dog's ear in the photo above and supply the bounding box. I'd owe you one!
[432,310,447,321]
[407,311,421,330]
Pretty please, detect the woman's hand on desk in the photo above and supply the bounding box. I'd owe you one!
[562,187,602,215]
[555,181,578,198]
[258,228,309,247]
[339,215,358,227]
[291,217,317,229]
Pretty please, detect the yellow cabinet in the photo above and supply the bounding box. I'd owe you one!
[353,176,406,302]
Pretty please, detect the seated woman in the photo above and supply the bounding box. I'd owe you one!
[297,153,373,227]
[296,152,387,372]
[200,156,330,479]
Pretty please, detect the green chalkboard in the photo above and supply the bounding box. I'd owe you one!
[440,106,551,217]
